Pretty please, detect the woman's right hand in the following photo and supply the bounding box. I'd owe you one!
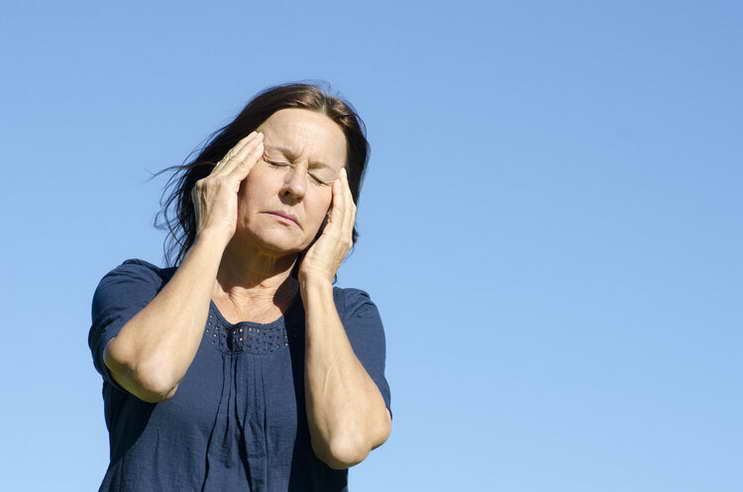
[191,130,264,244]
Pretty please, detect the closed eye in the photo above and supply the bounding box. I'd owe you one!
[266,160,327,186]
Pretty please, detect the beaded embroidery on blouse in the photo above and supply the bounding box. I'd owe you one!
[204,302,301,355]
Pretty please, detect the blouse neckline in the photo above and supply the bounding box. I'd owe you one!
[204,292,304,355]
[207,292,302,328]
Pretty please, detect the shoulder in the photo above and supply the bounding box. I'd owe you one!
[100,258,169,283]
[93,258,169,302]
[332,286,379,319]
[332,287,388,364]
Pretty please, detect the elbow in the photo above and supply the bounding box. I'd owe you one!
[314,411,392,469]
[137,387,177,403]
[320,439,369,470]
[104,338,179,403]
[133,368,179,403]
[371,410,392,450]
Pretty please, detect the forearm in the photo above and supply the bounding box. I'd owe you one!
[300,276,390,468]
[105,231,226,399]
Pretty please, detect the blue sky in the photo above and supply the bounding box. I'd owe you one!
[1,1,740,490]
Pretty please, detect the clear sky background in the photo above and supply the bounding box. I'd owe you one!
[1,1,740,490]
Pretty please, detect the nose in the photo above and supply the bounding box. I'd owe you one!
[279,167,307,203]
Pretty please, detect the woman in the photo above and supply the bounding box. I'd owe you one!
[87,82,393,491]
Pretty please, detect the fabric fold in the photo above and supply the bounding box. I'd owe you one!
[246,356,268,491]
[201,353,229,491]
[236,354,247,435]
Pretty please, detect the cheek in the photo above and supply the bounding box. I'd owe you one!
[239,168,274,201]
[318,192,333,217]
[305,194,332,233]
[236,182,264,217]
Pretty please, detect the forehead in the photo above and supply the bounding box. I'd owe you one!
[258,108,347,168]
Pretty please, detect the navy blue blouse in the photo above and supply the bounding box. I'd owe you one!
[88,258,392,492]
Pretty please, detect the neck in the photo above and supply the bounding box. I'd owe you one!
[214,236,299,309]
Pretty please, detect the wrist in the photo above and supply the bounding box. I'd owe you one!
[195,228,231,250]
[299,273,333,291]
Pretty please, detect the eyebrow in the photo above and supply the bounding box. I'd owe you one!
[265,145,333,169]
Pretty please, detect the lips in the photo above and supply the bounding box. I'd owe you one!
[266,210,300,226]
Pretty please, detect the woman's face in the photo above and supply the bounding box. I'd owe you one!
[235,108,348,256]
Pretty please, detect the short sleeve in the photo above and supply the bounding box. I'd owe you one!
[87,258,164,394]
[342,288,393,421]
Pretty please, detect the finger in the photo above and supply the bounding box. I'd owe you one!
[211,134,254,176]
[333,168,349,227]
[225,135,264,180]
[213,131,260,174]
[340,168,355,237]
[335,168,349,231]
[218,131,261,173]
[329,172,343,225]
[221,132,264,176]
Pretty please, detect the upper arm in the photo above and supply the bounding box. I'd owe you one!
[342,288,394,425]
[343,288,392,458]
[88,259,164,400]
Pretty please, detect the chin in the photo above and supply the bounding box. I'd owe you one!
[247,228,306,254]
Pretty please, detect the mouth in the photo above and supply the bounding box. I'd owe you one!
[265,211,300,227]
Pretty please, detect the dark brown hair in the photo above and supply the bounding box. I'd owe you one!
[148,81,371,284]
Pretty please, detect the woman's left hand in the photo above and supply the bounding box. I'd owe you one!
[299,167,356,284]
